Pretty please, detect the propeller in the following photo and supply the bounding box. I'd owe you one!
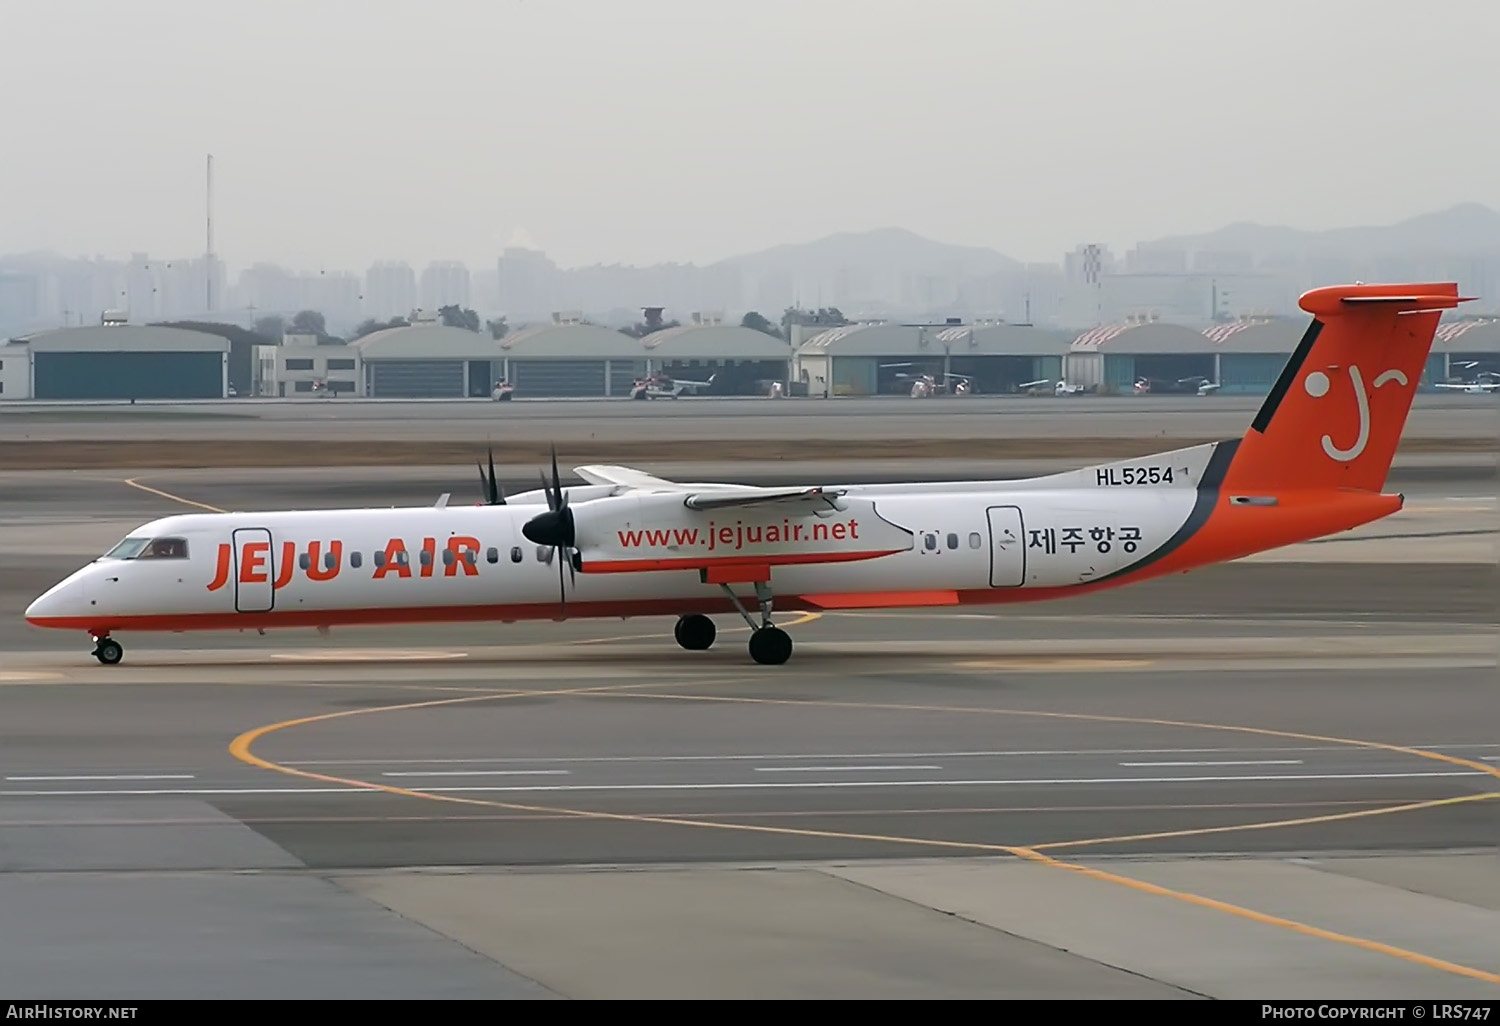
[520,445,577,606]
[476,447,506,505]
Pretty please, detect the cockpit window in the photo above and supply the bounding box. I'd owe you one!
[137,537,189,560]
[103,537,150,560]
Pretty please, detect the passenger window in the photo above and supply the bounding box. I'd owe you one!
[969,532,982,549]
[923,533,936,551]
[486,547,499,564]
[374,551,386,568]
[419,550,432,566]
[323,551,337,570]
[463,550,476,565]
[298,552,310,570]
[441,549,455,565]
[395,550,409,566]
[946,533,958,549]
[511,547,523,563]
[351,552,363,568]
[536,546,550,562]
[139,537,188,560]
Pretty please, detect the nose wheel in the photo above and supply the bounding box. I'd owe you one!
[92,636,123,666]
[719,581,793,665]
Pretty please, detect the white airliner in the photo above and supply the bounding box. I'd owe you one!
[25,282,1471,667]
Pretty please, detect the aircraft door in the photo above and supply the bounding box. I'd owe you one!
[232,527,275,613]
[986,506,1025,587]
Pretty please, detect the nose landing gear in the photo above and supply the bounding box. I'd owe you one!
[91,634,123,665]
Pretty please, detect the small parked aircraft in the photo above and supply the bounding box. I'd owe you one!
[1135,375,1221,396]
[881,364,974,397]
[629,372,715,399]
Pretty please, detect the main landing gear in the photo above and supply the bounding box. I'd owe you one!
[91,634,123,666]
[674,613,716,651]
[722,581,793,666]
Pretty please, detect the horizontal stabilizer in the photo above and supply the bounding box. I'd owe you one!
[683,486,846,512]
[1340,294,1477,310]
[1300,282,1474,317]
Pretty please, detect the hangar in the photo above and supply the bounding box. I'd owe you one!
[351,324,506,398]
[641,325,793,395]
[498,321,646,398]
[1066,319,1216,394]
[1435,319,1500,384]
[937,323,1074,393]
[1201,319,1304,394]
[0,324,229,400]
[794,322,1072,397]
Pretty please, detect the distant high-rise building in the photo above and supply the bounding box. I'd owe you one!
[421,261,471,309]
[364,261,417,319]
[497,247,557,322]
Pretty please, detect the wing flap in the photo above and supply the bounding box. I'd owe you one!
[682,486,847,512]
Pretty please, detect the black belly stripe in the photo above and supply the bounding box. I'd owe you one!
[1092,437,1240,584]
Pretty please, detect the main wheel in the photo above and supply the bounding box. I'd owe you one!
[94,638,123,665]
[748,626,792,665]
[674,614,716,651]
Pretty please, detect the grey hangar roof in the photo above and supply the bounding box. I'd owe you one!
[498,323,643,359]
[347,322,800,362]
[1435,319,1500,353]
[350,324,509,360]
[643,325,794,360]
[13,325,230,353]
[797,322,1073,357]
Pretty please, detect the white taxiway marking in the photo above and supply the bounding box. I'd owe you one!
[381,770,571,777]
[1119,760,1305,767]
[754,765,943,773]
[282,743,1500,767]
[3,774,196,782]
[0,770,1486,797]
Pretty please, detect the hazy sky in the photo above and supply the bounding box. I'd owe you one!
[3,0,1495,271]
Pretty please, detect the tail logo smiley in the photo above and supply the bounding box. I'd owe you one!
[1304,364,1409,463]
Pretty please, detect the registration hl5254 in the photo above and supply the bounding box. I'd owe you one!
[1095,465,1179,486]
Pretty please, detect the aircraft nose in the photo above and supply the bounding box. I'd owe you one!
[25,573,89,625]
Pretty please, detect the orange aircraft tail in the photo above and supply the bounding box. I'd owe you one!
[1222,282,1472,494]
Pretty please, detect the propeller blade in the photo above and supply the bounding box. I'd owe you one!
[557,554,566,609]
[488,448,503,504]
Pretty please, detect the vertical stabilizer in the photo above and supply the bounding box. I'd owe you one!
[1224,282,1471,493]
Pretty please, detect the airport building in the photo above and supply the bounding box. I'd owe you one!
[793,321,1074,397]
[1064,317,1220,394]
[1434,319,1500,381]
[350,321,508,398]
[0,319,230,400]
[253,333,361,397]
[1065,315,1487,395]
[496,317,648,398]
[640,322,794,396]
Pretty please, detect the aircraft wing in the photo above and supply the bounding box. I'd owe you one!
[575,465,847,512]
[573,465,687,490]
